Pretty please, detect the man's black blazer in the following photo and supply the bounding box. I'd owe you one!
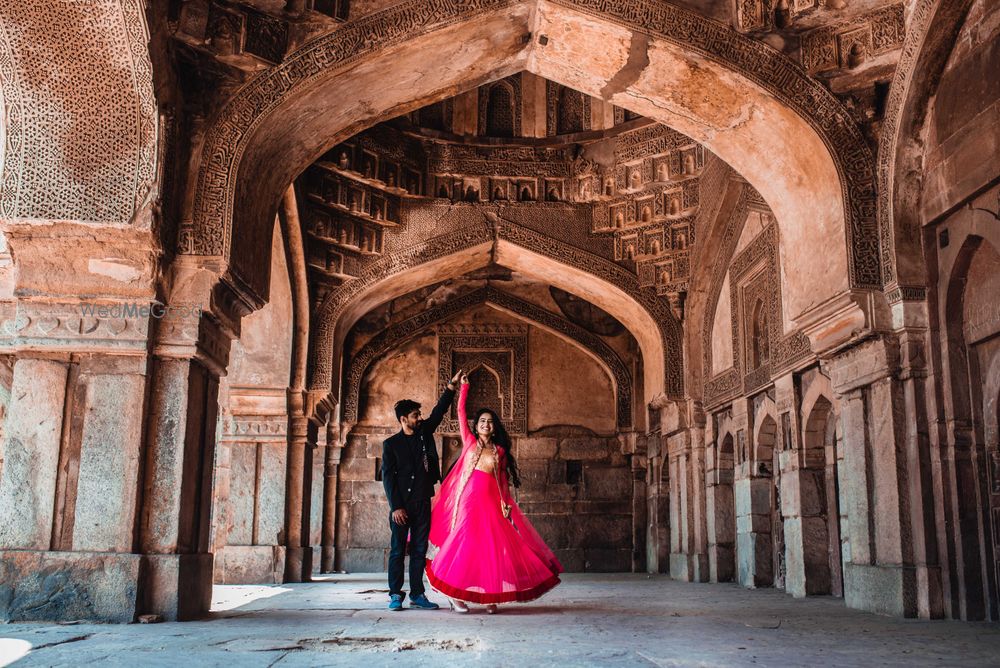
[381,387,454,512]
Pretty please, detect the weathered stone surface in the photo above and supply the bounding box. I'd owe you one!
[227,443,256,545]
[574,514,632,547]
[583,466,631,500]
[257,443,288,545]
[340,548,386,574]
[0,359,68,550]
[517,437,558,459]
[215,546,284,584]
[142,553,214,621]
[347,500,391,550]
[7,574,1000,664]
[584,548,631,572]
[339,455,378,483]
[0,550,140,623]
[560,437,611,461]
[72,367,146,552]
[845,563,918,618]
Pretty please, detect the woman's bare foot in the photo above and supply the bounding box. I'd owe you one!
[451,599,469,613]
[486,604,498,614]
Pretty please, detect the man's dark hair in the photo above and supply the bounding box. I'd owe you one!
[394,399,421,421]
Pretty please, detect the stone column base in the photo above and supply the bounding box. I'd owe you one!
[320,545,337,573]
[0,550,141,623]
[284,546,313,582]
[140,553,214,621]
[669,552,709,582]
[844,563,918,617]
[708,544,735,583]
[309,546,322,575]
[214,546,285,584]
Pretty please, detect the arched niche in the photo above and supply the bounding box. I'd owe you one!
[342,286,634,430]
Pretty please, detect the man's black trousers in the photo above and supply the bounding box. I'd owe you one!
[387,499,431,598]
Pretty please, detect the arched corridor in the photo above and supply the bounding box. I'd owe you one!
[0,2,999,657]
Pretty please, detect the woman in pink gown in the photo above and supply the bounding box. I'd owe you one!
[427,374,563,613]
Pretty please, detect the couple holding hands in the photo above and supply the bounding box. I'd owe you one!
[381,369,563,613]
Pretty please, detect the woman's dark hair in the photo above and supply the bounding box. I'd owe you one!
[474,408,521,488]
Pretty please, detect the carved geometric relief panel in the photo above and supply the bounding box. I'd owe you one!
[437,324,528,434]
[0,0,158,224]
[478,76,522,137]
[800,2,905,73]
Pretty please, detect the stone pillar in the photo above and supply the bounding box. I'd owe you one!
[321,423,344,573]
[452,89,478,136]
[735,473,774,588]
[0,300,153,623]
[772,374,815,598]
[520,72,548,138]
[625,432,648,573]
[661,399,709,582]
[140,302,235,620]
[645,434,670,574]
[0,356,70,551]
[896,325,944,618]
[688,413,710,582]
[283,391,311,582]
[705,415,735,583]
[730,399,773,588]
[307,421,325,575]
[825,335,926,617]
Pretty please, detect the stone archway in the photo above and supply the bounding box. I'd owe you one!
[312,222,675,413]
[877,0,977,295]
[799,395,836,597]
[182,0,875,329]
[940,233,1000,620]
[341,285,634,430]
[757,413,783,590]
[708,430,736,584]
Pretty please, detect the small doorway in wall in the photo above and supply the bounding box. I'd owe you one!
[752,415,785,589]
[757,415,781,589]
[803,396,839,596]
[716,433,736,582]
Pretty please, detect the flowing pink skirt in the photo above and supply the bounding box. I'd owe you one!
[427,470,562,604]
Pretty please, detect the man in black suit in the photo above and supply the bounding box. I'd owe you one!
[382,369,462,611]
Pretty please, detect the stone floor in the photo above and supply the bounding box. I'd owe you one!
[2,573,1000,667]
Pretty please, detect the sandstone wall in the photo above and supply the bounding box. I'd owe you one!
[337,307,634,572]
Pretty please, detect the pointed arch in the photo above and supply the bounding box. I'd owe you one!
[183,0,876,326]
[341,285,633,428]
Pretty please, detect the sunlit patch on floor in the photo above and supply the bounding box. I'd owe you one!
[0,638,32,667]
[211,585,294,612]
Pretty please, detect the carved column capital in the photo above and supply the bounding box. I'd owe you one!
[794,288,878,357]
[0,222,159,302]
[151,262,254,375]
[895,327,929,381]
[0,299,153,355]
[822,334,901,396]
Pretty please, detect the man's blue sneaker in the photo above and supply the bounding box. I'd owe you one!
[409,593,440,610]
[388,594,404,611]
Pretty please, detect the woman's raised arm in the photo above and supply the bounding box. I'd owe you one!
[457,380,474,446]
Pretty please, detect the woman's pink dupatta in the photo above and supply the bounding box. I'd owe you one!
[428,383,477,553]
